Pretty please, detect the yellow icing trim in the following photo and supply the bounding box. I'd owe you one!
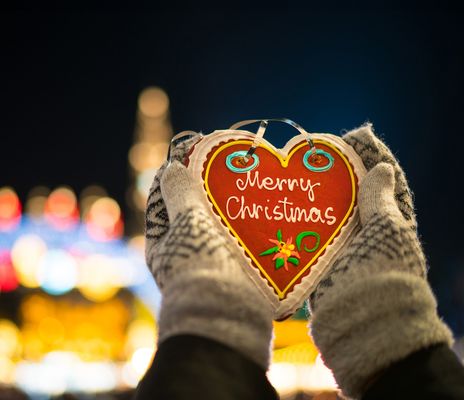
[204,139,357,299]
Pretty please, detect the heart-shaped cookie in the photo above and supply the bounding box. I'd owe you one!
[185,129,366,319]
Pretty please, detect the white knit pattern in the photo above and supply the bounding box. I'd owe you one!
[146,159,273,368]
[308,125,453,399]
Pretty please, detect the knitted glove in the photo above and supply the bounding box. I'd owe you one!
[145,137,274,369]
[308,124,454,399]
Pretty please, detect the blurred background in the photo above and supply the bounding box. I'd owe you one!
[1,8,463,400]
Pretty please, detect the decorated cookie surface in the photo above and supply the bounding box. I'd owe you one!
[185,129,366,319]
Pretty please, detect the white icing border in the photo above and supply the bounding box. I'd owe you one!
[187,129,367,319]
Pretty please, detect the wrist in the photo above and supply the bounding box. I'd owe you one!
[310,271,453,398]
[157,266,274,369]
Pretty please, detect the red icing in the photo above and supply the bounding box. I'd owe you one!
[198,139,357,299]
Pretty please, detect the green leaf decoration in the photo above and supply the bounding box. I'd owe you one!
[277,229,282,242]
[296,231,321,253]
[259,246,279,256]
[275,257,284,270]
[288,257,299,266]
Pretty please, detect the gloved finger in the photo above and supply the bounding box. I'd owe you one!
[147,135,201,203]
[358,162,403,225]
[145,161,170,243]
[170,135,202,163]
[343,124,416,226]
[160,161,203,222]
[145,135,201,245]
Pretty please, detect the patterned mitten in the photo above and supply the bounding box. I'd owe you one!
[308,124,454,399]
[145,138,274,369]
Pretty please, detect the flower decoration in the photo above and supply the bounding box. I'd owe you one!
[259,229,300,271]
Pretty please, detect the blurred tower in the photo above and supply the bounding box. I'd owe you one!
[126,87,173,237]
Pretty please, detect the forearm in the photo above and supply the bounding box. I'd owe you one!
[157,257,274,368]
[146,162,274,369]
[134,335,279,400]
[310,270,454,398]
[363,343,464,400]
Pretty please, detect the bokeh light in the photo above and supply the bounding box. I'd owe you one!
[0,355,16,384]
[37,249,78,295]
[128,235,145,253]
[79,185,107,219]
[11,234,47,288]
[85,197,123,241]
[25,186,50,218]
[128,142,169,172]
[125,319,157,356]
[130,347,155,377]
[138,87,169,119]
[0,319,21,358]
[136,168,158,200]
[38,317,65,346]
[78,254,121,302]
[0,187,21,231]
[0,250,18,292]
[44,187,79,230]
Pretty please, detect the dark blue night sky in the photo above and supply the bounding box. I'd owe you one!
[3,9,464,334]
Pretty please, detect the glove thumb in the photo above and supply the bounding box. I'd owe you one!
[358,162,402,225]
[160,161,203,222]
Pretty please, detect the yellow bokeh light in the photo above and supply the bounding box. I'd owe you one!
[20,294,54,323]
[15,294,132,362]
[79,185,107,219]
[125,319,157,356]
[11,235,47,288]
[128,142,170,172]
[138,87,169,119]
[273,343,319,364]
[0,355,15,384]
[273,319,312,349]
[38,317,65,345]
[21,331,44,361]
[0,319,20,358]
[78,255,121,302]
[130,346,155,378]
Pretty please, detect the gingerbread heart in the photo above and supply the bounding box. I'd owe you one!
[185,129,366,319]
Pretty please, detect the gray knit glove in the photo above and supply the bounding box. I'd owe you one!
[145,137,274,369]
[308,124,454,399]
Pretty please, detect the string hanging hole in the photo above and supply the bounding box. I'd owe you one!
[303,149,334,172]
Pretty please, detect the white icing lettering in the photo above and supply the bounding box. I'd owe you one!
[235,171,320,202]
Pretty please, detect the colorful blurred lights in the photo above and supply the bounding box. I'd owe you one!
[37,249,78,295]
[138,87,169,119]
[129,142,169,172]
[125,319,157,355]
[85,197,123,241]
[130,346,155,378]
[25,186,50,218]
[0,356,15,384]
[0,319,20,358]
[78,254,121,302]
[44,187,79,230]
[136,169,158,199]
[38,317,65,345]
[11,234,47,288]
[0,187,21,231]
[0,251,18,292]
